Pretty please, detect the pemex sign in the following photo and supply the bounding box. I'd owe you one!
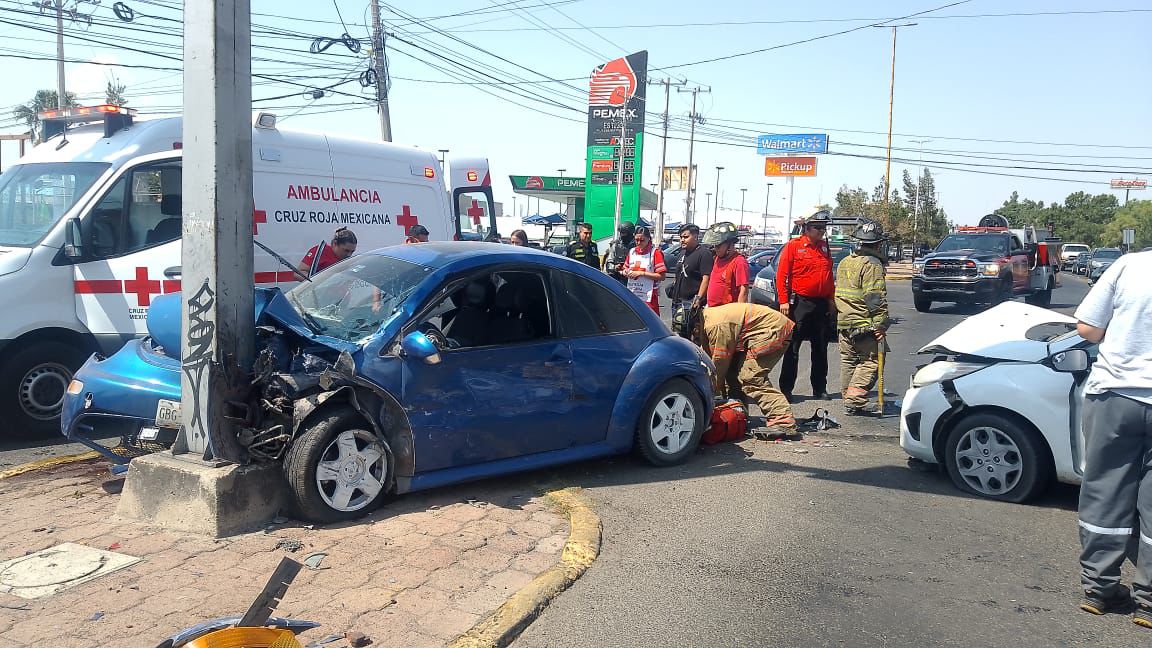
[583,51,647,238]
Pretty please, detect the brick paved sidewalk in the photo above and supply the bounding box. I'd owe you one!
[0,460,568,647]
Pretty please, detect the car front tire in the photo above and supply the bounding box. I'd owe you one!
[283,406,394,523]
[942,412,1051,503]
[635,378,704,466]
[913,295,932,313]
[0,341,85,437]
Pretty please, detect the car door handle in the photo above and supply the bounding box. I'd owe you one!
[164,266,182,279]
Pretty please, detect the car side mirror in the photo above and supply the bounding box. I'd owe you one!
[1050,348,1089,373]
[401,331,441,365]
[64,217,83,258]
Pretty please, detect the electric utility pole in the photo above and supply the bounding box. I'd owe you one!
[176,0,255,462]
[874,22,917,208]
[370,0,392,141]
[678,85,710,224]
[649,77,685,243]
[34,0,99,109]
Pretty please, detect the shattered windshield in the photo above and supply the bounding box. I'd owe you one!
[0,162,111,246]
[286,255,432,344]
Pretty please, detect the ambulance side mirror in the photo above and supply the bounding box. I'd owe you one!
[64,217,83,258]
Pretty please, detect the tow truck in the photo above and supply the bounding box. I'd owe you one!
[911,214,1059,313]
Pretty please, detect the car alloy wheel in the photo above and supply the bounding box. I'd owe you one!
[314,429,389,513]
[19,361,72,421]
[635,378,705,467]
[953,426,1021,496]
[648,392,697,456]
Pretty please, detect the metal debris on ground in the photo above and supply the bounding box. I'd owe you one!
[273,538,304,553]
[88,611,104,621]
[303,552,328,570]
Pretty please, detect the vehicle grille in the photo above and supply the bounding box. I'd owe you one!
[924,259,977,278]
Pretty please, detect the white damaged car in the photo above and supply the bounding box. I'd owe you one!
[900,302,1094,502]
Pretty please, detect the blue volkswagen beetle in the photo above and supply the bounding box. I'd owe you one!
[63,243,714,522]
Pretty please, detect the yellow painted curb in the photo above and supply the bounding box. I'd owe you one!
[449,487,602,648]
[0,451,101,481]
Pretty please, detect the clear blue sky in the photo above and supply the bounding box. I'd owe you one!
[0,0,1149,228]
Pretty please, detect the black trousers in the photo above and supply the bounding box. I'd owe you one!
[779,295,831,396]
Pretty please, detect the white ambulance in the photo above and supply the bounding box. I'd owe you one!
[0,105,498,434]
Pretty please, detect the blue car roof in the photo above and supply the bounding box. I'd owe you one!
[371,241,561,269]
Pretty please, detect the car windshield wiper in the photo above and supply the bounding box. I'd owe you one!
[255,239,312,282]
[287,293,327,334]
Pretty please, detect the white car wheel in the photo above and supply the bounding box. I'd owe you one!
[635,378,704,466]
[943,413,1050,503]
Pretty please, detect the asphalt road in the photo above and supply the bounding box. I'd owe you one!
[516,272,1129,648]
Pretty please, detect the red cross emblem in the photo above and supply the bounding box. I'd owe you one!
[123,266,163,306]
[252,208,268,235]
[397,204,420,235]
[467,200,485,225]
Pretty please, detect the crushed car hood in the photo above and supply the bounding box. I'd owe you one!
[146,288,358,359]
[918,301,1076,362]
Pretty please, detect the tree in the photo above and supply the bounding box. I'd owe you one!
[12,89,77,143]
[104,77,128,106]
[1100,200,1152,249]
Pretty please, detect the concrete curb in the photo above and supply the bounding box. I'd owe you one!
[449,487,602,648]
[0,451,102,481]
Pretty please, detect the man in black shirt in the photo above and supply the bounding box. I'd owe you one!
[604,221,636,284]
[674,224,714,307]
[565,222,600,268]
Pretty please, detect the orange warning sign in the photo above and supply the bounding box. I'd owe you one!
[764,156,817,177]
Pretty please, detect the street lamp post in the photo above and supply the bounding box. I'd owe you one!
[763,182,773,236]
[704,192,712,225]
[909,138,931,255]
[714,166,724,222]
[740,188,747,227]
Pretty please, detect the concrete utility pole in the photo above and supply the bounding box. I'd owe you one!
[176,0,255,462]
[54,2,66,109]
[370,0,392,141]
[713,166,724,222]
[650,77,685,242]
[678,85,710,223]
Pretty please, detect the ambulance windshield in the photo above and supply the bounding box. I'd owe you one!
[0,162,111,247]
[286,254,432,344]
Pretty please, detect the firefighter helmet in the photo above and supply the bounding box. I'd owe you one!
[806,210,832,226]
[851,220,888,243]
[702,221,740,246]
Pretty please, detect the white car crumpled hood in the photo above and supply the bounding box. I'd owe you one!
[918,301,1076,362]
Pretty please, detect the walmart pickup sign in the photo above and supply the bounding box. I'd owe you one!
[756,134,829,155]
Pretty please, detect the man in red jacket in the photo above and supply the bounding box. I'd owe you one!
[775,210,836,402]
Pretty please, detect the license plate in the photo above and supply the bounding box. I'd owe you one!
[154,399,181,428]
[138,426,160,441]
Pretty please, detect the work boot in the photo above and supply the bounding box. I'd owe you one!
[751,426,801,441]
[1080,585,1132,615]
[812,390,832,401]
[846,404,879,417]
[1134,605,1152,629]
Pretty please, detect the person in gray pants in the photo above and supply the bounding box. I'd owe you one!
[1074,249,1152,630]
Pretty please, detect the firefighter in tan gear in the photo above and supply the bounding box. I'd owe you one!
[691,303,797,434]
[835,220,890,415]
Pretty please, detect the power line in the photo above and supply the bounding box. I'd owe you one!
[653,0,975,71]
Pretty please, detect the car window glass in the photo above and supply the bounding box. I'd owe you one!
[412,269,555,350]
[84,161,182,259]
[554,270,645,337]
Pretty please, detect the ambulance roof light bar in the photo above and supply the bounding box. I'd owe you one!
[37,104,138,140]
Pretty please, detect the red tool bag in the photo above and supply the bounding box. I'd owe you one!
[702,400,748,445]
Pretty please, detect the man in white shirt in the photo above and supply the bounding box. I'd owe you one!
[1073,250,1152,630]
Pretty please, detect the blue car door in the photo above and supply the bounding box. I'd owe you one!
[399,269,578,471]
[552,269,653,447]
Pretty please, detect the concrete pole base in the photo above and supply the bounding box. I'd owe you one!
[117,452,286,537]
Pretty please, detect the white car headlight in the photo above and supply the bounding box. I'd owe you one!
[912,361,988,388]
[978,263,1000,277]
[754,277,772,292]
[912,262,925,275]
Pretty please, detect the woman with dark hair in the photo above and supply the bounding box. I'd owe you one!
[509,229,529,246]
[623,225,666,314]
[298,227,357,277]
